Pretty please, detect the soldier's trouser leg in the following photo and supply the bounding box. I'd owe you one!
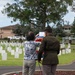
[42,64,57,75]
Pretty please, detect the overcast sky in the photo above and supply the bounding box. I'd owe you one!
[0,0,19,27]
[0,0,75,27]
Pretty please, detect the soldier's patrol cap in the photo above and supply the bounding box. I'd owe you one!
[44,26,52,33]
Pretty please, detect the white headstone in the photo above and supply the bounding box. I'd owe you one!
[1,50,6,54]
[67,43,71,49]
[18,49,22,54]
[68,48,71,53]
[2,52,7,60]
[65,48,69,54]
[11,50,15,55]
[60,43,65,49]
[16,47,19,52]
[0,46,3,50]
[14,52,19,58]
[62,49,65,54]
[7,47,12,52]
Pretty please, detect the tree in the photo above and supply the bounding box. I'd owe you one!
[2,0,72,30]
[52,22,66,37]
[13,24,39,36]
[71,17,75,36]
[13,25,24,36]
[13,25,32,36]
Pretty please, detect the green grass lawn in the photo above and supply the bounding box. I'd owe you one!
[58,45,75,65]
[0,45,75,66]
[0,54,23,66]
[58,49,75,65]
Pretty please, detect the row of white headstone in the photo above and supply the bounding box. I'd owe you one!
[0,42,71,60]
[0,42,24,60]
[58,43,71,56]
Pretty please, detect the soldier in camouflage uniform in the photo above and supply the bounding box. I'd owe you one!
[38,26,60,75]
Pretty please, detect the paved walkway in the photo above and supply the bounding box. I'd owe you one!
[0,62,75,75]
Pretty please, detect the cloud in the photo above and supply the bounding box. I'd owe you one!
[0,0,19,27]
[0,0,13,14]
[63,11,75,24]
[59,6,75,24]
[0,0,14,10]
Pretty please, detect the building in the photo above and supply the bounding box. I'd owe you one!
[0,24,73,38]
[63,25,72,36]
[62,25,75,43]
[0,25,16,38]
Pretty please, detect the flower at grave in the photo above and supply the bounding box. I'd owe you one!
[35,38,43,42]
[35,36,44,42]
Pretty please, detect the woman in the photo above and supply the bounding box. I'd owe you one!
[23,31,40,75]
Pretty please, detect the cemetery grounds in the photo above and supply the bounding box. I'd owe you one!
[0,42,75,66]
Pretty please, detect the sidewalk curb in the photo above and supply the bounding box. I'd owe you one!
[2,69,75,75]
[2,71,21,75]
[1,70,41,75]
